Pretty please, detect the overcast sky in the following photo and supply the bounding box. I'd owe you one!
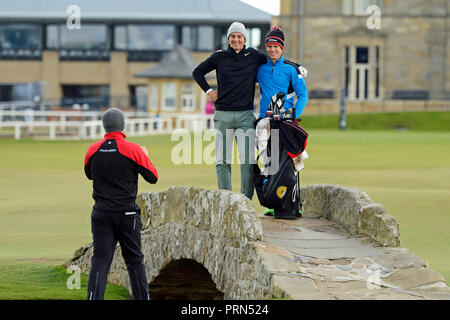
[239,0,280,16]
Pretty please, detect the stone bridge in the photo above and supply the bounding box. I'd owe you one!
[66,185,450,300]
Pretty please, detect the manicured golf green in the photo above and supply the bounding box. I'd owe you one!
[0,127,449,299]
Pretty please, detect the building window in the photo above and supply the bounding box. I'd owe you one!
[0,24,41,50]
[128,25,175,51]
[356,46,369,100]
[0,83,43,102]
[149,83,159,111]
[343,0,373,15]
[247,27,262,50]
[197,26,214,51]
[182,84,195,111]
[60,24,108,49]
[178,25,214,51]
[61,85,110,110]
[214,26,228,50]
[162,82,177,110]
[46,25,59,49]
[356,47,369,64]
[135,86,148,112]
[344,45,380,101]
[0,85,12,101]
[114,25,127,50]
[129,85,147,111]
[181,26,194,50]
[58,24,109,60]
[0,24,42,60]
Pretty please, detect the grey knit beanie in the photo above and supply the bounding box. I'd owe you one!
[227,21,248,40]
[102,108,125,133]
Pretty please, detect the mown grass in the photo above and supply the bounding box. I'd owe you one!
[0,116,449,298]
[302,111,450,131]
[0,261,131,300]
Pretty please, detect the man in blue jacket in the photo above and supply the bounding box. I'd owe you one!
[257,26,308,119]
[257,27,308,217]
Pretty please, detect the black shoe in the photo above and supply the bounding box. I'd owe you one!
[274,212,298,220]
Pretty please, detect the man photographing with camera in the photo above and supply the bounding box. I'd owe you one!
[83,108,158,300]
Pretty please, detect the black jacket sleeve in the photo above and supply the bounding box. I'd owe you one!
[284,59,303,95]
[84,158,93,180]
[253,48,267,64]
[137,163,158,184]
[192,52,220,93]
[132,147,158,184]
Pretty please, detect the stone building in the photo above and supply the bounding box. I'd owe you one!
[274,0,449,114]
[0,0,270,112]
[134,45,216,115]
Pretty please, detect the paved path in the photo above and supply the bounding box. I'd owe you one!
[258,214,450,300]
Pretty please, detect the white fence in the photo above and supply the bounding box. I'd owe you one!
[0,110,215,140]
[0,109,153,122]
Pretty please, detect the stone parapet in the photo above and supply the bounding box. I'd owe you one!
[302,184,400,247]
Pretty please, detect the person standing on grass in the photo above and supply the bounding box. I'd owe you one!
[83,108,158,300]
[192,21,267,200]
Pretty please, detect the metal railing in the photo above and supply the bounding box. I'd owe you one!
[0,48,42,60]
[59,49,110,61]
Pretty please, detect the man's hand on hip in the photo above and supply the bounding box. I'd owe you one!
[208,90,218,102]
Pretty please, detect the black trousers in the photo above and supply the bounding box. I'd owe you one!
[87,208,149,300]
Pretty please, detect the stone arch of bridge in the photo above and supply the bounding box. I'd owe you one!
[137,187,266,299]
[66,187,270,299]
[148,258,224,300]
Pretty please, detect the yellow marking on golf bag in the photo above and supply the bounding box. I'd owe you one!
[276,186,287,199]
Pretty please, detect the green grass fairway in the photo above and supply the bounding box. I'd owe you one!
[302,111,450,131]
[0,261,131,300]
[0,129,449,299]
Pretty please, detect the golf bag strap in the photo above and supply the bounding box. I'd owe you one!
[293,101,296,120]
[297,171,302,210]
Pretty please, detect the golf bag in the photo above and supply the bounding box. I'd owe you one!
[253,93,309,219]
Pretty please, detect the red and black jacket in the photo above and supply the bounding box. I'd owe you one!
[84,131,158,212]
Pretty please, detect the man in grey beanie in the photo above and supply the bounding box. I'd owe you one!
[192,21,267,200]
[102,107,125,133]
[84,107,158,300]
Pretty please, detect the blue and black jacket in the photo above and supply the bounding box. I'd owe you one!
[257,55,308,118]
